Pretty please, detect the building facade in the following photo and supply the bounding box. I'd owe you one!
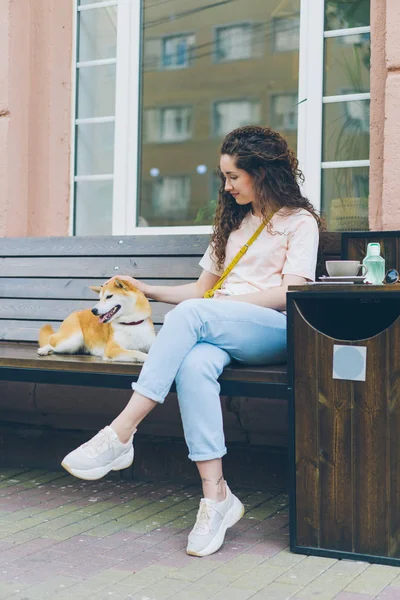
[0,0,397,238]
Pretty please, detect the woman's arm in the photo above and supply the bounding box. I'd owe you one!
[107,270,220,305]
[216,274,307,311]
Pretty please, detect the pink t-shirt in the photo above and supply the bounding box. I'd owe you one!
[199,208,319,298]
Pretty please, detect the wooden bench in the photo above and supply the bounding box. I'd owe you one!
[0,232,342,428]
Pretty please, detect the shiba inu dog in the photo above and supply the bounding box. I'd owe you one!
[37,278,155,362]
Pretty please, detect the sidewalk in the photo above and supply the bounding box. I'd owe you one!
[0,468,399,600]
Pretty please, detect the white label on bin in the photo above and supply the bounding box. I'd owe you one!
[333,345,367,381]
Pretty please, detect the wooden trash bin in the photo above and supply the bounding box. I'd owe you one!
[287,284,400,566]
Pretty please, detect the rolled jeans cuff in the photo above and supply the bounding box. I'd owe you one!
[131,382,165,404]
[188,448,227,462]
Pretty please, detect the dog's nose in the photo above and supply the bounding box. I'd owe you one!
[91,308,98,315]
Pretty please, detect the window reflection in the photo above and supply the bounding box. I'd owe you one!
[139,0,300,227]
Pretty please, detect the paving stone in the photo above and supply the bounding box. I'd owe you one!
[230,564,293,591]
[0,582,29,599]
[184,571,235,596]
[247,538,289,557]
[209,587,257,600]
[118,564,178,588]
[162,584,215,600]
[17,575,81,598]
[333,592,376,599]
[250,581,302,599]
[129,576,190,599]
[344,564,400,596]
[293,560,370,600]
[245,493,289,521]
[84,582,146,600]
[376,586,400,599]
[276,555,338,586]
[168,558,221,582]
[213,553,266,578]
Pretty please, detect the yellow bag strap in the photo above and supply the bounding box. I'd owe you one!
[204,211,276,299]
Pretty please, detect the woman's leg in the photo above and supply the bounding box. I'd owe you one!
[175,342,231,501]
[110,392,156,444]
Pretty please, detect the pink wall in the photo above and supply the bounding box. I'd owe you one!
[0,0,72,237]
[369,1,400,230]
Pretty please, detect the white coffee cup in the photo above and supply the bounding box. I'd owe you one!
[325,260,368,277]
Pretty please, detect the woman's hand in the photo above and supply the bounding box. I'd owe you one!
[105,275,150,296]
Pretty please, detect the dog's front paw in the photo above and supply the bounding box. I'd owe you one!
[38,346,52,356]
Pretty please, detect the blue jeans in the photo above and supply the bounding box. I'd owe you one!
[132,299,287,461]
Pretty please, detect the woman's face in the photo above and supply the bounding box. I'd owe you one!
[219,154,257,208]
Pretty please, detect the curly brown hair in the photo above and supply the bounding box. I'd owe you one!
[210,125,322,270]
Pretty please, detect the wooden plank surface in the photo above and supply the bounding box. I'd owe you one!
[318,336,353,552]
[0,231,338,258]
[388,319,400,557]
[293,301,320,548]
[0,278,196,299]
[0,342,288,385]
[0,256,202,278]
[0,320,57,342]
[0,299,173,323]
[0,234,210,257]
[353,332,389,557]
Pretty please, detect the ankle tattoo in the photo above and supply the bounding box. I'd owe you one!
[201,475,223,486]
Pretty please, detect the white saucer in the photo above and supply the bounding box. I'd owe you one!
[319,275,365,283]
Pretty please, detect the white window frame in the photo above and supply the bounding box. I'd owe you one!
[71,0,371,236]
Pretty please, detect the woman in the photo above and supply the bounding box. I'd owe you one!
[62,125,320,557]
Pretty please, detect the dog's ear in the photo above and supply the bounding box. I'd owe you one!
[89,285,102,294]
[114,279,129,290]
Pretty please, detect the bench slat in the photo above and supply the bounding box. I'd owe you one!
[0,342,288,385]
[0,321,163,342]
[0,232,342,257]
[0,299,172,323]
[0,320,59,342]
[0,257,202,278]
[0,278,196,299]
[0,235,210,257]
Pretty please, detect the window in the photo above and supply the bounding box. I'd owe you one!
[272,16,300,52]
[72,1,372,235]
[73,0,302,232]
[213,100,261,137]
[297,1,370,232]
[151,176,191,222]
[72,0,118,236]
[162,34,195,70]
[215,23,257,62]
[143,107,192,143]
[271,94,298,132]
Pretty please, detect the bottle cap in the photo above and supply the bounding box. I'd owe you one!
[368,242,381,256]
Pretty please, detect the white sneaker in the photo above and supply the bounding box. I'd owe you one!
[186,483,244,557]
[61,426,134,480]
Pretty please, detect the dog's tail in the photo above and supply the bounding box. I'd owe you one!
[38,324,54,347]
